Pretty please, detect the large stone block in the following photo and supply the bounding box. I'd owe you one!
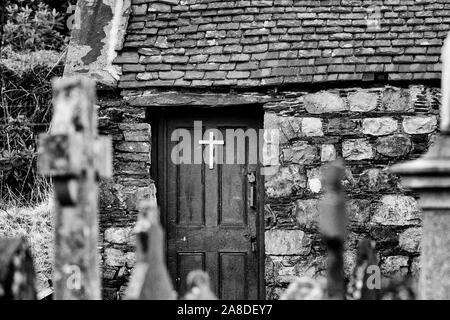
[362,117,398,136]
[292,255,326,279]
[399,227,422,253]
[304,91,347,114]
[343,250,357,277]
[123,130,150,142]
[302,118,323,136]
[104,227,134,245]
[381,255,409,277]
[125,252,136,268]
[99,181,127,209]
[348,90,378,112]
[278,116,302,143]
[282,142,319,164]
[105,248,126,267]
[294,199,319,229]
[306,167,322,193]
[264,113,302,145]
[265,229,311,255]
[382,87,412,112]
[372,195,421,226]
[267,254,325,286]
[402,116,437,134]
[321,144,337,162]
[374,134,412,157]
[347,199,371,225]
[114,160,148,175]
[123,185,156,211]
[265,165,307,198]
[342,139,373,160]
[115,141,150,153]
[358,168,398,192]
[326,118,359,135]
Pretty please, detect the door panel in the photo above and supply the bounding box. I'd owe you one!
[155,107,264,300]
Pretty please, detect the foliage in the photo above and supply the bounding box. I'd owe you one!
[0,47,64,206]
[2,0,68,51]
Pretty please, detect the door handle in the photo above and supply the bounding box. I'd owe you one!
[250,236,257,253]
[247,172,256,209]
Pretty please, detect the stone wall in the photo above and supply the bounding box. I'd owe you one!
[95,83,440,299]
[263,84,439,299]
[96,92,154,299]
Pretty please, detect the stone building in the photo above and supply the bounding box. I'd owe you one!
[65,0,447,299]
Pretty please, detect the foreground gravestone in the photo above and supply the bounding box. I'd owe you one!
[0,238,37,300]
[391,32,450,299]
[125,200,177,300]
[320,159,348,300]
[38,77,112,300]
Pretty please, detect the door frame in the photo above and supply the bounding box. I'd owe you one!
[148,105,266,299]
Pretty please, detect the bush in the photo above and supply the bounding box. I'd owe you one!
[0,1,70,205]
[0,48,64,207]
[3,0,66,51]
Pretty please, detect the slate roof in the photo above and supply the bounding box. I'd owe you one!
[114,0,450,89]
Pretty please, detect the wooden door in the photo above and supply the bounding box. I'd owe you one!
[153,107,264,300]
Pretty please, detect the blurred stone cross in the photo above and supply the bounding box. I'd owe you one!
[38,77,112,300]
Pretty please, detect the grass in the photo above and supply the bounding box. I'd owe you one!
[0,194,53,295]
[1,45,66,75]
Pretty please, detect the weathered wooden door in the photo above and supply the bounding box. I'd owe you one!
[153,107,264,300]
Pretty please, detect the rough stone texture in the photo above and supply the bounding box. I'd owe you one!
[104,227,134,245]
[399,228,422,253]
[342,139,374,160]
[302,118,323,137]
[372,195,421,226]
[278,116,302,144]
[347,199,371,225]
[402,116,438,135]
[295,199,319,230]
[375,134,412,157]
[261,84,438,298]
[265,229,311,256]
[348,91,378,112]
[282,142,318,165]
[381,256,410,278]
[321,144,336,162]
[382,88,412,112]
[105,248,127,267]
[306,167,322,194]
[304,92,346,114]
[96,95,153,298]
[362,118,397,136]
[265,165,306,198]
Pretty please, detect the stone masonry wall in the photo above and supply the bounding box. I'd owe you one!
[263,84,439,299]
[96,84,440,299]
[96,92,154,299]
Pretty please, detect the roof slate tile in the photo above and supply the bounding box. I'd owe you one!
[117,0,450,88]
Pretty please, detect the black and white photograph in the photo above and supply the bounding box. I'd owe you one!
[1,0,450,309]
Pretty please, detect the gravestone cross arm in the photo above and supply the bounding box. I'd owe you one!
[37,77,112,300]
[38,77,112,183]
